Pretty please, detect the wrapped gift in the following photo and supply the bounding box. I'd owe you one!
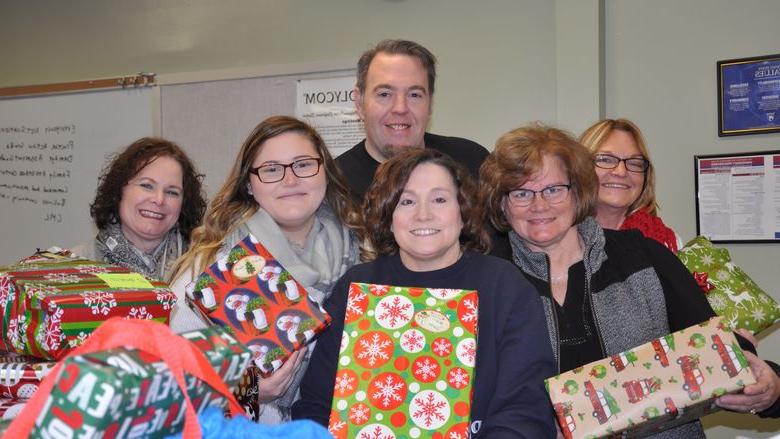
[0,358,56,400]
[0,398,27,420]
[546,317,756,439]
[677,236,780,334]
[187,234,330,377]
[28,325,251,437]
[0,252,176,359]
[328,283,478,438]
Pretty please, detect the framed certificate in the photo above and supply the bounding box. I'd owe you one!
[694,150,780,243]
[717,54,780,136]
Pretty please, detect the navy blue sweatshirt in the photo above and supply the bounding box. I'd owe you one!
[292,252,556,438]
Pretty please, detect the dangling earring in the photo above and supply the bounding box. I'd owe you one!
[247,183,253,196]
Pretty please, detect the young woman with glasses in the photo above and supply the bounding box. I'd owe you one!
[579,118,680,252]
[479,124,778,436]
[169,115,363,424]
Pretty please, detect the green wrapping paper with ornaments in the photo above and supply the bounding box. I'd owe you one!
[2,319,252,438]
[546,317,756,439]
[677,236,780,334]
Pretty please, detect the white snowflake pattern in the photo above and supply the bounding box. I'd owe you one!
[328,420,347,436]
[81,291,117,316]
[449,431,468,439]
[127,306,153,320]
[76,265,109,274]
[349,403,370,424]
[375,295,413,329]
[154,289,177,310]
[346,288,367,317]
[42,307,65,351]
[716,270,730,281]
[751,308,766,324]
[400,329,425,353]
[414,357,440,381]
[708,293,728,312]
[8,315,28,351]
[410,390,450,429]
[460,297,478,324]
[356,333,392,367]
[67,331,89,348]
[371,374,406,408]
[25,283,61,300]
[448,367,470,389]
[0,275,12,306]
[432,338,452,356]
[369,284,389,296]
[43,273,80,284]
[456,338,477,367]
[357,424,395,439]
[334,371,356,395]
[701,254,714,266]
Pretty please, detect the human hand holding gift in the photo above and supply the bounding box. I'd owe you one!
[258,346,307,403]
[716,350,780,415]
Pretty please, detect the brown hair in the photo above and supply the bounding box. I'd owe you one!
[363,148,490,258]
[171,116,362,280]
[356,39,437,95]
[480,124,599,232]
[90,137,206,239]
[579,118,657,215]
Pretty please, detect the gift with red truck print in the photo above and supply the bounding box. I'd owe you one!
[546,317,756,439]
[327,282,478,439]
[0,250,175,360]
[186,233,331,377]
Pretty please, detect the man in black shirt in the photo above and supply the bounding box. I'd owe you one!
[336,39,510,257]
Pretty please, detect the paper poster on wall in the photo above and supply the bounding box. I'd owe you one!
[694,150,780,243]
[295,76,365,157]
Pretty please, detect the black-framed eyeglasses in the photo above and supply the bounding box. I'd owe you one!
[250,157,323,183]
[594,153,650,173]
[506,184,572,207]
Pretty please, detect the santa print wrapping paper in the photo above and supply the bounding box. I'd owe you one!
[187,233,330,377]
[327,283,478,439]
[0,253,176,360]
[30,326,251,438]
[546,317,756,439]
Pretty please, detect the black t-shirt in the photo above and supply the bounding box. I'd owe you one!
[335,133,512,259]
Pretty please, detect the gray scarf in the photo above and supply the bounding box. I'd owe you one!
[95,222,184,280]
[221,203,359,417]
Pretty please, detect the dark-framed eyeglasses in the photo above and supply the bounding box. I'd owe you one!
[594,153,650,173]
[250,157,323,183]
[506,184,572,207]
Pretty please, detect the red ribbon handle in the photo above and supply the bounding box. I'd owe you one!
[5,318,245,439]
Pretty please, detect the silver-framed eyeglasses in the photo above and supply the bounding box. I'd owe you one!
[594,153,650,173]
[507,184,572,207]
[250,157,323,183]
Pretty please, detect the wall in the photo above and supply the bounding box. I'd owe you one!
[0,0,558,149]
[605,1,780,436]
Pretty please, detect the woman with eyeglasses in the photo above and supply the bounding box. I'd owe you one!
[579,118,680,252]
[479,124,779,436]
[169,115,363,423]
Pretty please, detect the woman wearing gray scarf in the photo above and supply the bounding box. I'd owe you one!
[169,116,362,424]
[73,137,206,281]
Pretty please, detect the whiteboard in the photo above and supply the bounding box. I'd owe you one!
[160,69,355,197]
[0,88,155,263]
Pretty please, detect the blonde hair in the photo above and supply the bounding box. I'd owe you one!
[170,116,362,281]
[579,118,657,216]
